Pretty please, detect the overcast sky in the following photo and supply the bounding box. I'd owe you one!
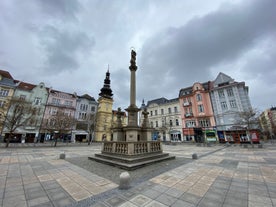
[0,0,275,112]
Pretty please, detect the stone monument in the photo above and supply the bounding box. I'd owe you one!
[89,50,175,170]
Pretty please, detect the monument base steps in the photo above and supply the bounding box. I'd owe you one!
[89,152,175,170]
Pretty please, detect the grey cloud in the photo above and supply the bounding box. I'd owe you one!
[39,25,95,74]
[35,0,81,20]
[111,68,130,109]
[242,36,276,82]
[139,0,276,101]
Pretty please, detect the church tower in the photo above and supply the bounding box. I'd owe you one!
[94,70,114,141]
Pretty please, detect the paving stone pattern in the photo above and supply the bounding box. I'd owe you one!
[0,143,276,207]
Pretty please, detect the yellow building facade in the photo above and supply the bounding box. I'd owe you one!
[94,70,114,142]
[95,97,114,141]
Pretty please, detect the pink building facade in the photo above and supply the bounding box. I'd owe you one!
[41,89,77,141]
[179,82,216,142]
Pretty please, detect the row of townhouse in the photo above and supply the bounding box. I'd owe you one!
[0,70,98,143]
[141,72,259,144]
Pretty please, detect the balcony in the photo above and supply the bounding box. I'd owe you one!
[185,113,193,117]
[183,102,191,106]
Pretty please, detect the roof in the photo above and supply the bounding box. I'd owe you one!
[79,94,96,101]
[15,80,36,91]
[0,70,14,79]
[179,81,210,97]
[213,72,234,87]
[49,88,77,98]
[146,97,179,106]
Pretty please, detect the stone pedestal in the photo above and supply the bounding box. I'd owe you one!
[112,128,124,141]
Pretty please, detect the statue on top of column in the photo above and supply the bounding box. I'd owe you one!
[129,49,137,71]
[130,50,136,65]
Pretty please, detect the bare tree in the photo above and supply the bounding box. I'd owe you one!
[41,109,76,147]
[88,113,97,145]
[235,108,260,144]
[1,97,37,147]
[259,113,270,140]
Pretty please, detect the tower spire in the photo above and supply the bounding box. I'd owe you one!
[99,68,113,99]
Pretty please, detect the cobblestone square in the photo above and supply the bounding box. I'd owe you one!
[0,142,276,207]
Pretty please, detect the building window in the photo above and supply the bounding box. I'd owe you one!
[19,95,26,100]
[150,111,153,116]
[0,100,4,108]
[168,108,171,114]
[198,104,204,113]
[221,101,228,110]
[198,119,210,127]
[83,113,87,119]
[229,100,237,108]
[0,89,9,97]
[161,109,164,115]
[91,106,95,112]
[155,110,157,115]
[52,98,60,105]
[50,119,55,126]
[227,88,234,97]
[176,119,179,126]
[174,106,178,113]
[185,120,196,128]
[34,97,41,105]
[52,108,57,115]
[155,121,158,127]
[196,94,202,101]
[186,107,193,113]
[218,90,225,98]
[78,112,87,119]
[162,119,165,126]
[65,101,73,106]
[169,120,173,126]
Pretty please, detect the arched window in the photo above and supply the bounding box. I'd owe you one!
[196,94,202,101]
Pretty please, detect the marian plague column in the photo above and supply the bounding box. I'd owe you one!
[125,50,139,127]
[90,50,175,170]
[125,50,141,141]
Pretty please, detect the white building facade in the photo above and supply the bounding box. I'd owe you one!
[140,97,183,142]
[4,82,48,143]
[209,73,253,143]
[72,94,98,142]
